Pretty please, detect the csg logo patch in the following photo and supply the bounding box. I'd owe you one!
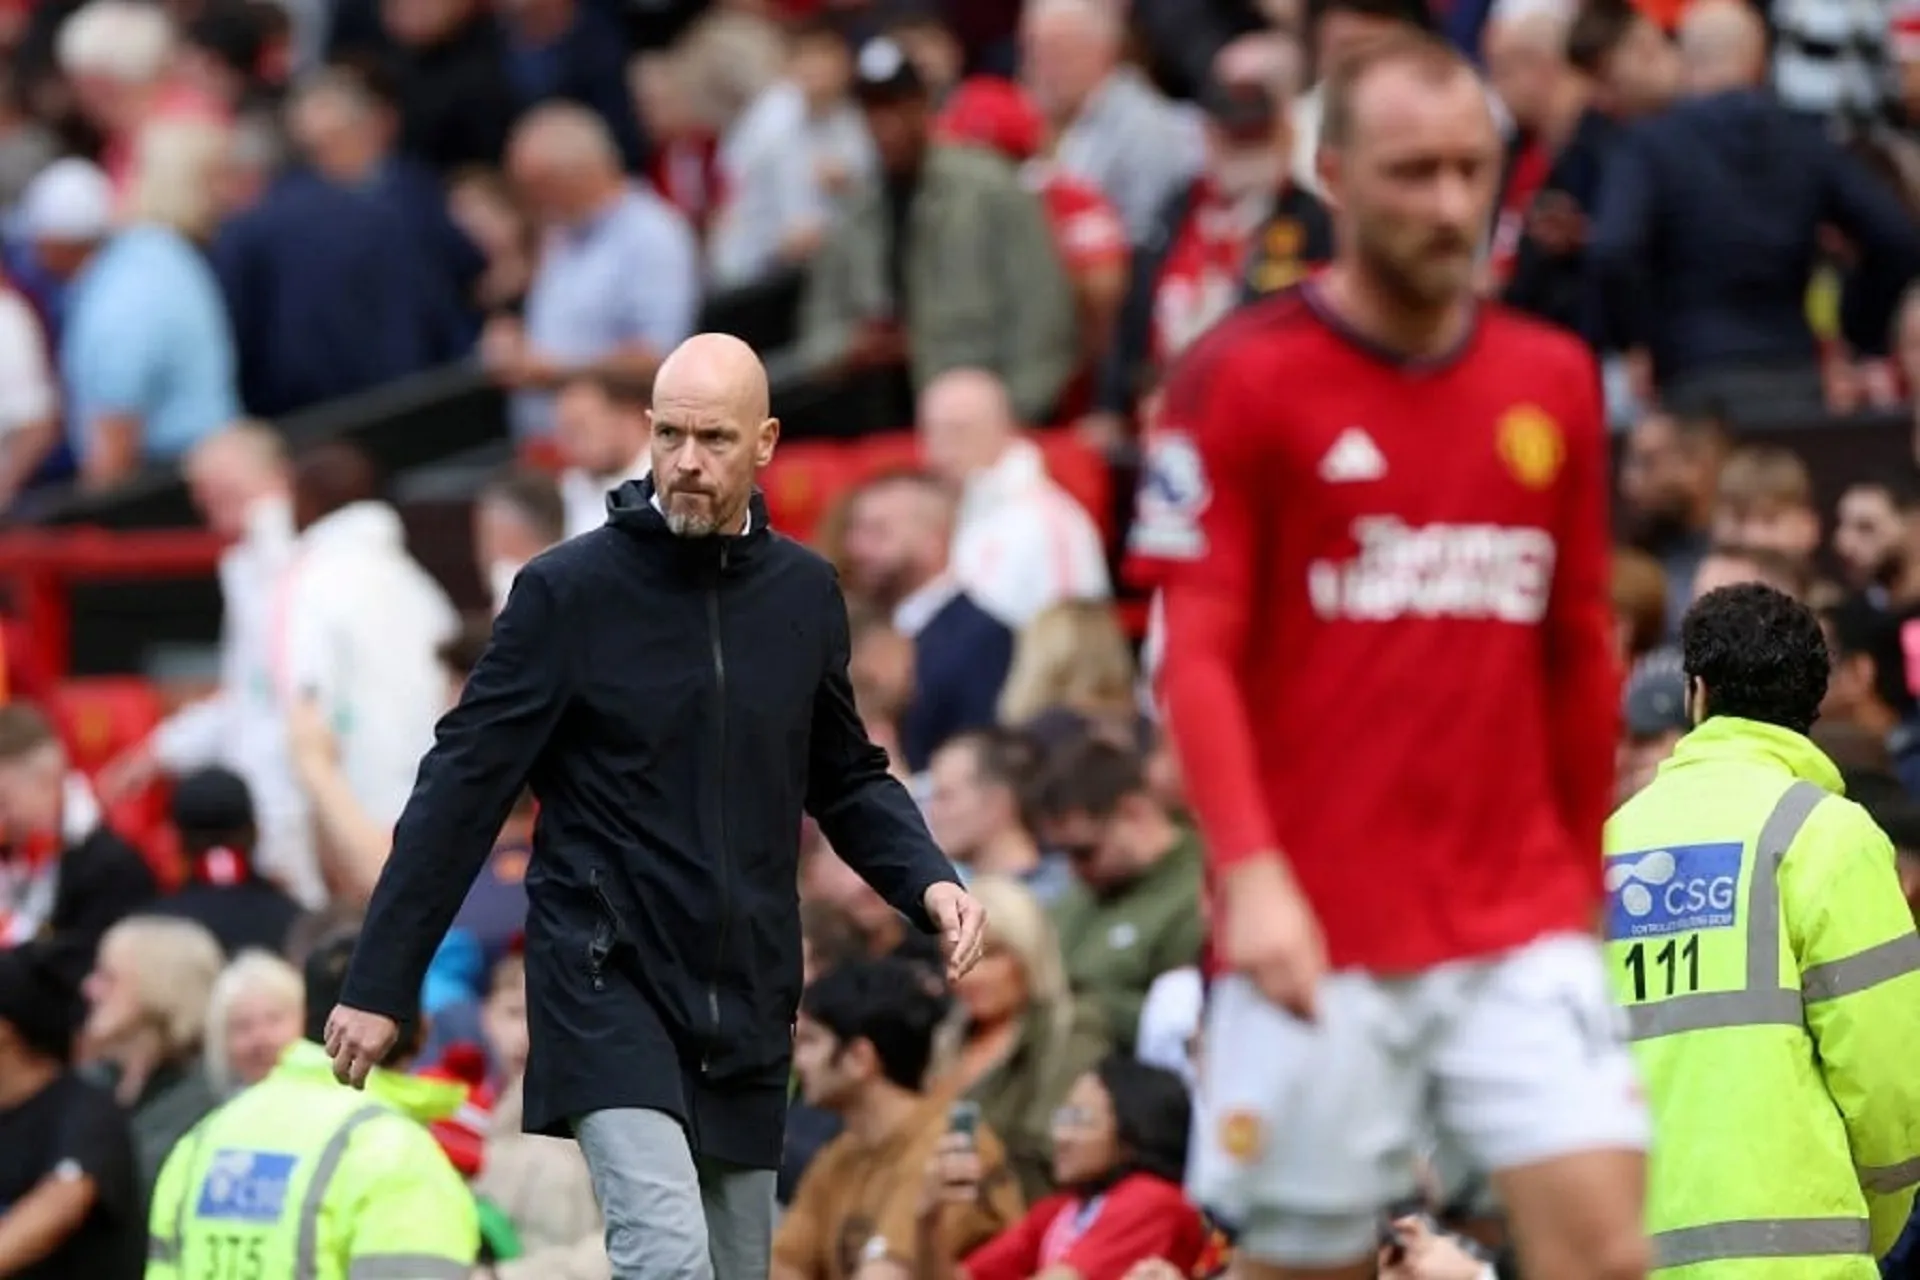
[1497,405,1564,490]
[196,1150,298,1224]
[1603,842,1742,940]
[1130,428,1211,562]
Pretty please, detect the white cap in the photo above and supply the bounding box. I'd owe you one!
[16,158,114,243]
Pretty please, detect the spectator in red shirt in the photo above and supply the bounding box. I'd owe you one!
[919,1054,1209,1280]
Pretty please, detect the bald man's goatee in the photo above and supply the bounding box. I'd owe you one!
[666,510,722,537]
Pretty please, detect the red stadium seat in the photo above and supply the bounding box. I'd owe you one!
[1037,432,1115,542]
[761,442,854,544]
[518,438,565,472]
[43,678,181,888]
[845,433,922,484]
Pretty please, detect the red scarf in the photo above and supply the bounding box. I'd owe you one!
[1489,138,1550,289]
[1151,179,1260,366]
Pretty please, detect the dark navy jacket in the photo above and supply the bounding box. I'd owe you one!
[342,480,959,1167]
[1590,89,1920,386]
[899,590,1015,774]
[211,170,469,416]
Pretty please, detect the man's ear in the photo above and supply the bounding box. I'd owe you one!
[1315,144,1342,211]
[756,417,781,468]
[1686,676,1707,725]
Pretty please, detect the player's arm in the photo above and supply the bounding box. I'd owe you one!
[806,570,961,934]
[340,1117,480,1275]
[339,565,573,1022]
[1544,351,1620,865]
[1153,345,1282,872]
[1781,803,1920,1254]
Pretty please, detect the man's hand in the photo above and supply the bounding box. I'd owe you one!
[323,1005,399,1089]
[1218,855,1325,1021]
[924,882,986,981]
[917,1129,983,1219]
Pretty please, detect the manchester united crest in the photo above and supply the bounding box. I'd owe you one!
[1497,405,1563,490]
[1218,1111,1265,1164]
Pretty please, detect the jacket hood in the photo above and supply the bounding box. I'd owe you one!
[605,474,771,549]
[273,1040,467,1124]
[1659,716,1846,795]
[299,500,406,554]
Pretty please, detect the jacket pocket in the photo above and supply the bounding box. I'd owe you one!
[585,867,620,992]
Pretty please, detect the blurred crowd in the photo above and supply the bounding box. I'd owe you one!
[6,0,1920,1275]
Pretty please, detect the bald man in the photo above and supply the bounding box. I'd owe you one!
[1592,0,1920,423]
[492,103,699,439]
[328,334,983,1280]
[916,368,1110,627]
[101,422,324,902]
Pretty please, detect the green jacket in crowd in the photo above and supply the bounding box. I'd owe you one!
[1051,826,1206,1053]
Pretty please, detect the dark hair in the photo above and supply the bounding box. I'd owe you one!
[1566,0,1639,74]
[798,957,949,1090]
[799,899,870,978]
[480,465,566,545]
[0,702,56,762]
[436,614,497,683]
[1822,598,1917,718]
[302,929,418,1065]
[1320,31,1469,150]
[1681,583,1829,734]
[0,942,79,1062]
[292,441,381,528]
[1094,1054,1192,1184]
[1864,796,1920,857]
[1030,734,1149,824]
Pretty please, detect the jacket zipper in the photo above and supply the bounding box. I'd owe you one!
[704,545,731,1073]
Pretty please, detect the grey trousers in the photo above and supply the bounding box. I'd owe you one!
[575,1108,778,1280]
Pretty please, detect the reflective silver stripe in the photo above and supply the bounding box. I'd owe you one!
[294,1105,393,1280]
[1860,1154,1920,1193]
[346,1255,473,1279]
[1803,932,1920,1002]
[1652,1216,1871,1267]
[148,1234,178,1264]
[1627,988,1802,1038]
[1627,780,1827,1043]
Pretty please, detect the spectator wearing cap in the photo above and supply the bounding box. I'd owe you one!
[1617,650,1690,802]
[1093,34,1331,429]
[1484,0,1618,344]
[58,118,242,490]
[799,35,1076,431]
[1820,598,1920,796]
[148,767,303,957]
[935,75,1129,409]
[1020,0,1204,246]
[488,103,698,439]
[213,68,471,419]
[0,942,142,1280]
[1591,0,1920,427]
[0,704,156,991]
[709,18,877,288]
[55,0,229,195]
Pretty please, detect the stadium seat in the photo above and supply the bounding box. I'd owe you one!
[43,678,181,888]
[845,433,922,484]
[762,442,854,544]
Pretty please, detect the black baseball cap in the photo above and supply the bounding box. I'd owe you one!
[1199,76,1279,143]
[0,943,78,1061]
[172,766,256,836]
[1624,649,1691,740]
[853,36,925,104]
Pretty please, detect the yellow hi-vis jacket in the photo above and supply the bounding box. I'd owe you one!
[145,1040,479,1280]
[1605,716,1920,1278]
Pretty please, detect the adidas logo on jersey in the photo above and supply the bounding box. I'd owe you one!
[1319,428,1386,483]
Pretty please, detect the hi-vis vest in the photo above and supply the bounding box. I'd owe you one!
[1605,717,1920,1278]
[146,1041,478,1280]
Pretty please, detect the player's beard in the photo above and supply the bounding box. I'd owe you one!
[1356,216,1478,311]
[664,488,729,537]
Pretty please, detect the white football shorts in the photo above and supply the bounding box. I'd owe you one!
[1188,932,1648,1267]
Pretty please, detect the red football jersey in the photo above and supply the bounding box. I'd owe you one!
[1147,283,1618,974]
